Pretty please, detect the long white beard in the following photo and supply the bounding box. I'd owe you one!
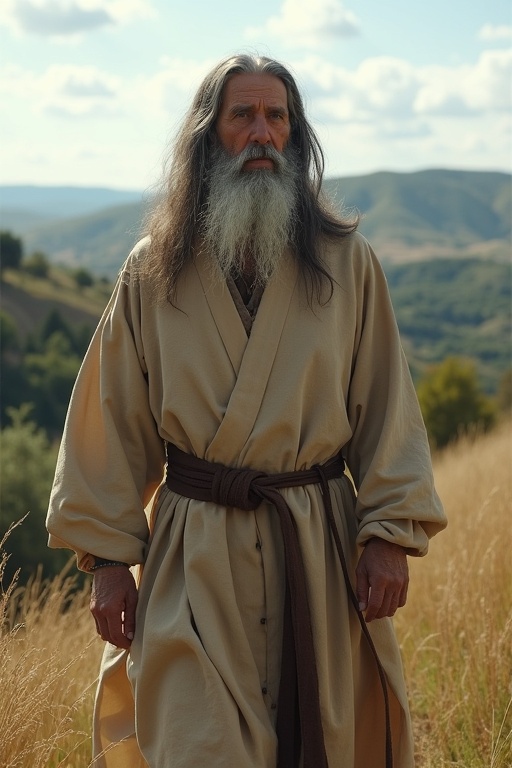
[201,143,299,286]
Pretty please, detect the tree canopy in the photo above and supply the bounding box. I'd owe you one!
[0,231,23,273]
[417,357,496,448]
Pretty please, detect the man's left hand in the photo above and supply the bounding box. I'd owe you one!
[355,537,409,622]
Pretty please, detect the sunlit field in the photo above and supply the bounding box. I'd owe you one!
[0,554,102,768]
[395,421,512,767]
[1,422,511,767]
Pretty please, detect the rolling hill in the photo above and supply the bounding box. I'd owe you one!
[1,253,509,395]
[1,169,510,391]
[325,169,511,259]
[16,202,148,278]
[385,257,511,389]
[1,169,510,278]
[0,185,143,232]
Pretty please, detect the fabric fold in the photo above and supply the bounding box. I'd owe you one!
[166,442,354,768]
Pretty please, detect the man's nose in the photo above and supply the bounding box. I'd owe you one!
[250,115,271,144]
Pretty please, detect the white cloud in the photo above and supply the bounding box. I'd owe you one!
[478,23,512,42]
[291,48,512,178]
[0,64,122,116]
[349,57,418,117]
[123,57,216,128]
[296,48,512,125]
[154,57,215,95]
[245,0,360,49]
[467,49,512,111]
[455,113,511,157]
[296,56,420,122]
[415,50,512,115]
[0,0,155,37]
[316,110,512,180]
[0,57,214,124]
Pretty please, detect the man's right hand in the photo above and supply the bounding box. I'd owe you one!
[90,566,138,649]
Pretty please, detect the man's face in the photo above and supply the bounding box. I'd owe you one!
[216,73,291,172]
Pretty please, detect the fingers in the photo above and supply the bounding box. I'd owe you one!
[107,611,133,649]
[398,577,409,609]
[364,583,401,622]
[92,600,131,648]
[355,538,409,622]
[356,565,370,613]
[123,587,138,642]
[90,566,138,649]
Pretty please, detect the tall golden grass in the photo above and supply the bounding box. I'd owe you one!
[395,421,512,767]
[1,422,511,767]
[0,537,102,768]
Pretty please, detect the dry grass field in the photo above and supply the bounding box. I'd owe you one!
[1,422,511,767]
[395,421,512,767]
[0,555,102,768]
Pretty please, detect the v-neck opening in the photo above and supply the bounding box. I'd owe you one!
[194,249,299,464]
[226,275,265,337]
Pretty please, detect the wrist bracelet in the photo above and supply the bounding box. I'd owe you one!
[90,558,130,571]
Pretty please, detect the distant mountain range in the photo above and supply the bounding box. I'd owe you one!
[1,169,510,278]
[325,169,510,253]
[0,185,143,227]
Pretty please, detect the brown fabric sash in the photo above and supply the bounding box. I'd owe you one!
[165,443,392,768]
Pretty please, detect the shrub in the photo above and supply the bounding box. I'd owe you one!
[73,268,94,289]
[0,231,23,273]
[24,251,50,278]
[417,356,496,448]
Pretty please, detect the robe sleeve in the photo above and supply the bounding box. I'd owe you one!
[46,250,166,571]
[344,237,447,556]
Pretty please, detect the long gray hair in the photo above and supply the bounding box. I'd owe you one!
[141,53,358,303]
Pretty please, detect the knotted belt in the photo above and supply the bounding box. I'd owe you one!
[165,443,393,768]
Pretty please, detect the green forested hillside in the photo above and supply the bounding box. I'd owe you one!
[326,169,511,255]
[1,272,106,338]
[3,170,510,278]
[1,253,509,439]
[386,258,511,389]
[20,202,147,278]
[0,266,112,435]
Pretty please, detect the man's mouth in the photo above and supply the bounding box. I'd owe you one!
[242,157,275,171]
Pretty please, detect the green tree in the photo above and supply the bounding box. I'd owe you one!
[417,357,496,449]
[24,250,50,278]
[0,312,28,427]
[0,231,23,273]
[0,405,68,583]
[40,308,75,348]
[496,367,512,414]
[22,332,82,435]
[0,310,19,354]
[73,267,94,289]
[72,322,94,357]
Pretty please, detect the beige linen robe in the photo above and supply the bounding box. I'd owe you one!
[47,231,446,768]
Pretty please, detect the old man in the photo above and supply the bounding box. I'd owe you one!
[47,53,446,768]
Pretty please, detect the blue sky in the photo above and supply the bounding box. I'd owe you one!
[1,0,511,190]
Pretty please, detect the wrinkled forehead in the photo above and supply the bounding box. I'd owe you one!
[220,72,290,112]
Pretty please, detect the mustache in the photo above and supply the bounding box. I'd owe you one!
[233,143,288,173]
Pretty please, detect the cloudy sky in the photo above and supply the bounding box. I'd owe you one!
[1,0,511,190]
